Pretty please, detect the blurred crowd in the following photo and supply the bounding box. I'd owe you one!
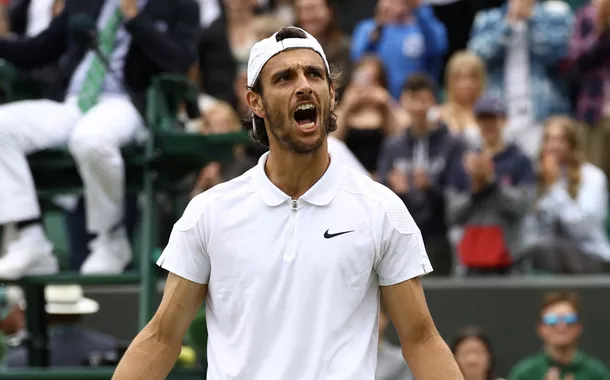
[2,0,607,279]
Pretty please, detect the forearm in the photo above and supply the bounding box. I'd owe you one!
[112,324,182,380]
[404,333,464,380]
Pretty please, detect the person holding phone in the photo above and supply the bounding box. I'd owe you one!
[351,0,448,100]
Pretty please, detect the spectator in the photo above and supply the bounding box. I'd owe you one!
[568,0,610,181]
[451,326,505,380]
[6,285,117,368]
[191,101,257,197]
[518,116,610,274]
[440,51,486,149]
[468,0,574,159]
[378,74,462,275]
[334,55,401,177]
[377,304,413,380]
[0,0,200,279]
[509,291,610,380]
[446,96,534,276]
[198,0,259,108]
[294,0,352,97]
[351,0,448,100]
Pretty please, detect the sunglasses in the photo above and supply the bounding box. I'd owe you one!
[542,313,579,326]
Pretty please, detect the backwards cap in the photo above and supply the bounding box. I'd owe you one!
[247,27,330,88]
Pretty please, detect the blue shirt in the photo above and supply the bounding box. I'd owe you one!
[351,6,448,100]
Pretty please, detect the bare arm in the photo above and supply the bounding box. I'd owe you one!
[381,278,464,380]
[112,273,207,380]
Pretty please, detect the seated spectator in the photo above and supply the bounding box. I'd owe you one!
[378,74,463,276]
[191,101,257,197]
[468,0,574,159]
[568,0,610,181]
[446,96,534,276]
[351,0,448,100]
[328,135,370,177]
[377,304,413,380]
[6,285,117,368]
[334,55,401,177]
[0,0,200,279]
[519,117,610,274]
[198,0,259,108]
[440,51,486,149]
[452,326,505,380]
[294,0,352,97]
[509,291,610,380]
[0,286,26,352]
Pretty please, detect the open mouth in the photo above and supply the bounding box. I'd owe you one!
[293,103,317,131]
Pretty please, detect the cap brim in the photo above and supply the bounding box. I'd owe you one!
[45,298,99,315]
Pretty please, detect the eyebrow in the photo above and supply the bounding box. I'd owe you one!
[270,64,326,82]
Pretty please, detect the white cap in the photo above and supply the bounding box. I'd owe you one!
[44,285,99,315]
[247,26,330,88]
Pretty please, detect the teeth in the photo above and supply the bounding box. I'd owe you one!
[296,104,315,111]
[300,122,315,130]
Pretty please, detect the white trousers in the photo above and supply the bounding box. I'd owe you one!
[0,95,145,233]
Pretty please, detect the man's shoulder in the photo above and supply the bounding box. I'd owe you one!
[176,171,256,231]
[580,352,610,375]
[340,172,417,234]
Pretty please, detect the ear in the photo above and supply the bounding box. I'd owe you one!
[246,90,266,119]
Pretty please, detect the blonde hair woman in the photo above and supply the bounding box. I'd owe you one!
[440,51,486,149]
[519,116,610,272]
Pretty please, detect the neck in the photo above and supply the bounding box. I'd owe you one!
[546,345,578,365]
[451,99,476,112]
[485,141,505,156]
[265,142,330,199]
[465,373,488,380]
[227,10,252,24]
[411,120,431,137]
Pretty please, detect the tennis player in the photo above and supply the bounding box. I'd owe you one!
[112,26,463,380]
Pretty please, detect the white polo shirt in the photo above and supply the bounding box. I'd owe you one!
[157,151,432,380]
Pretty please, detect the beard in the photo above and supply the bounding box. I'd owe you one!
[263,99,334,155]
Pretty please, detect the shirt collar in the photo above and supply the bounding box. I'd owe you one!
[541,349,585,370]
[252,150,346,207]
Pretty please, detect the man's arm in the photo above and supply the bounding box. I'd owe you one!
[0,11,68,69]
[381,279,464,380]
[124,0,200,73]
[112,273,207,380]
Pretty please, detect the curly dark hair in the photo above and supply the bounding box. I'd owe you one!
[245,26,339,148]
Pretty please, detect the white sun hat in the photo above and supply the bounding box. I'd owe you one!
[44,285,99,315]
[246,26,330,88]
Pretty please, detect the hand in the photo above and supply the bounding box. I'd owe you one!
[463,151,478,176]
[544,367,561,380]
[365,86,391,108]
[412,167,430,190]
[469,153,494,192]
[540,152,560,188]
[120,0,139,20]
[387,168,409,195]
[594,0,610,33]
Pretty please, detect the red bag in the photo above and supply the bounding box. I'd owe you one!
[458,226,512,269]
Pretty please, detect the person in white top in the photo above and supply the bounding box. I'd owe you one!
[112,26,463,380]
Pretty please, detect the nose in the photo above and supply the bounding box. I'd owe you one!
[295,72,313,96]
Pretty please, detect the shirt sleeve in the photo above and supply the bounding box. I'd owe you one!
[375,193,434,286]
[156,202,211,285]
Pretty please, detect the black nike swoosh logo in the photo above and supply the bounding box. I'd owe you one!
[324,229,355,239]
